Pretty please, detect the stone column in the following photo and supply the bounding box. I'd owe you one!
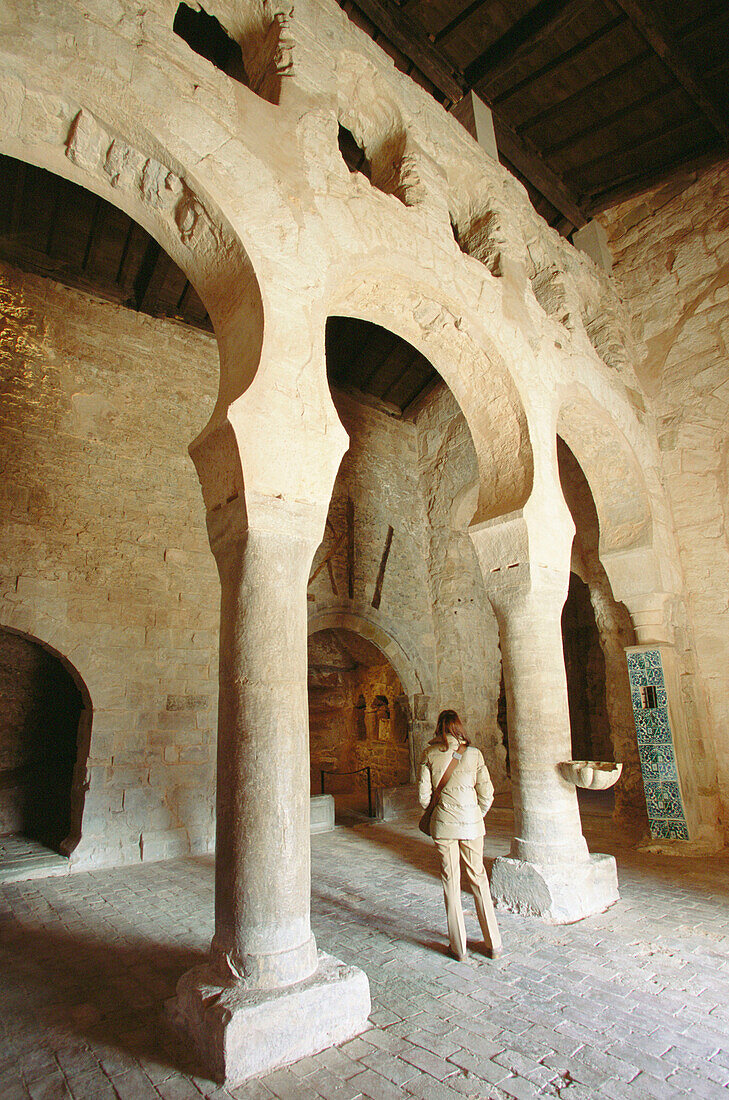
[491,573,589,868]
[166,395,370,1083]
[210,496,319,988]
[471,509,618,923]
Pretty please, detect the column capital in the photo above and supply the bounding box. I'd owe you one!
[205,491,330,566]
[469,506,573,615]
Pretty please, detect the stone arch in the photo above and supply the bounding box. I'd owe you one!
[0,624,92,857]
[308,610,432,699]
[0,83,265,421]
[327,266,533,526]
[557,391,653,560]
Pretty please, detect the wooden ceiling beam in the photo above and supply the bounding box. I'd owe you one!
[81,197,105,272]
[345,0,465,102]
[517,49,651,134]
[432,0,490,46]
[567,113,702,181]
[132,238,162,311]
[463,0,588,90]
[491,14,625,106]
[543,80,675,158]
[9,160,26,235]
[583,138,726,215]
[492,114,587,228]
[611,0,729,141]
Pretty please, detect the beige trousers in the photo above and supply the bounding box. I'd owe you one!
[433,835,502,957]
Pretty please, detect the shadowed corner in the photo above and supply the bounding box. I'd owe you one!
[0,915,209,1075]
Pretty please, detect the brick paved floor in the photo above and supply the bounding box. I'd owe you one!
[1,809,728,1099]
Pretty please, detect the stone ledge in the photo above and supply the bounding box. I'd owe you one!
[165,951,371,1084]
[490,852,619,924]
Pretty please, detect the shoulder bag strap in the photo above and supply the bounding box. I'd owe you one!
[430,751,460,807]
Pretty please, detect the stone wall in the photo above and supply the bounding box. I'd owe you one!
[0,260,221,866]
[412,384,507,788]
[599,161,729,830]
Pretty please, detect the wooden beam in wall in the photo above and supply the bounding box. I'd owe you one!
[612,0,729,141]
[462,0,588,90]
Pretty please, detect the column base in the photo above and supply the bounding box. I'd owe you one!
[165,951,371,1085]
[490,853,619,923]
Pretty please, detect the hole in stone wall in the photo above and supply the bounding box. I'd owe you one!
[0,628,90,857]
[338,125,372,180]
[309,628,409,824]
[173,2,248,86]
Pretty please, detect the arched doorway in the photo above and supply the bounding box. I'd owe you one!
[309,627,410,821]
[557,435,646,830]
[311,312,513,793]
[561,572,612,765]
[0,627,91,863]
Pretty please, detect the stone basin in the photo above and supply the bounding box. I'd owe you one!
[559,760,623,790]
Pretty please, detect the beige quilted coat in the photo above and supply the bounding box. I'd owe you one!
[417,734,495,840]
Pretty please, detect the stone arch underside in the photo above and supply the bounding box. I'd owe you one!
[557,395,652,559]
[0,77,265,430]
[308,611,430,700]
[327,270,534,527]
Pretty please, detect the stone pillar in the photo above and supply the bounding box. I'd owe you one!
[166,401,370,1082]
[210,496,320,987]
[471,509,618,923]
[491,573,589,868]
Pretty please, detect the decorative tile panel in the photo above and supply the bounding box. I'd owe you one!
[626,648,689,841]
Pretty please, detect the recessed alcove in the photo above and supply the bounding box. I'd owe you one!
[309,628,410,821]
[0,628,90,858]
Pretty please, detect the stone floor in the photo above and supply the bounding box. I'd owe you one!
[1,809,728,1100]
[0,835,69,884]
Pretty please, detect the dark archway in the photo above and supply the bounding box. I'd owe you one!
[561,572,612,763]
[0,628,91,854]
[309,628,409,820]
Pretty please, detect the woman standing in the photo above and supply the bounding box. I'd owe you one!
[418,709,502,962]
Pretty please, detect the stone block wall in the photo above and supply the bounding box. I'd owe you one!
[0,260,221,867]
[599,160,729,830]
[308,389,438,741]
[413,385,507,788]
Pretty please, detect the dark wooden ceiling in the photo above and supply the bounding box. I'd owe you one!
[339,0,729,234]
[0,155,212,331]
[327,317,440,413]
